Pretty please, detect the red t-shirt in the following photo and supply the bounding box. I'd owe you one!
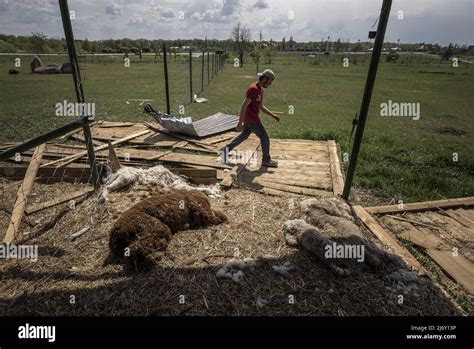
[244,82,263,124]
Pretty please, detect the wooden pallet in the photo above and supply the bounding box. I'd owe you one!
[360,198,474,295]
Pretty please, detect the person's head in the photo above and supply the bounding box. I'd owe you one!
[257,69,276,88]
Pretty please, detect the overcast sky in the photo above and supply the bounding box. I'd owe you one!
[0,0,472,45]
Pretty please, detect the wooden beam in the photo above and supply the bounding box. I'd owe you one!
[400,226,474,294]
[3,144,46,243]
[352,205,424,272]
[327,140,344,196]
[25,188,93,215]
[41,129,151,168]
[107,142,121,173]
[365,197,474,215]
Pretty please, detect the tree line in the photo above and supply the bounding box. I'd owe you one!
[0,31,470,60]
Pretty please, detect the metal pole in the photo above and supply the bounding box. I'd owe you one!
[189,49,193,103]
[211,52,214,78]
[163,44,171,114]
[0,119,91,162]
[207,52,210,84]
[58,0,100,190]
[201,49,204,93]
[342,0,392,200]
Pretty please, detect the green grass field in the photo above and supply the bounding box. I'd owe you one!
[0,53,473,202]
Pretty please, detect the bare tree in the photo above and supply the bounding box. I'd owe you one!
[30,32,47,54]
[232,23,251,67]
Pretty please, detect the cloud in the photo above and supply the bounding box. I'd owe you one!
[221,0,241,16]
[0,0,470,45]
[155,5,174,18]
[0,0,10,12]
[253,0,269,9]
[105,2,122,16]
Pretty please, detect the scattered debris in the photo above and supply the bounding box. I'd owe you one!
[193,95,208,103]
[272,261,293,276]
[216,257,258,284]
[144,103,239,137]
[70,225,90,241]
[256,296,269,309]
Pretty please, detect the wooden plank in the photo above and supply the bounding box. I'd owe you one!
[71,133,104,147]
[366,197,474,215]
[445,209,474,229]
[159,152,231,170]
[3,144,46,243]
[423,211,472,241]
[41,130,151,168]
[25,188,93,215]
[107,142,121,173]
[248,179,334,197]
[327,140,344,196]
[400,226,474,294]
[97,122,135,128]
[249,175,332,190]
[352,205,424,272]
[457,208,474,221]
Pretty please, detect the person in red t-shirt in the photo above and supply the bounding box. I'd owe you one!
[219,69,281,167]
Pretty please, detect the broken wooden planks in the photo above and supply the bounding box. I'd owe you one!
[399,226,474,294]
[366,197,474,215]
[358,200,474,296]
[352,205,424,272]
[3,144,46,243]
[41,130,151,168]
[159,152,231,170]
[328,140,344,196]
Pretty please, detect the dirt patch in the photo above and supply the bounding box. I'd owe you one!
[108,189,227,271]
[434,127,468,136]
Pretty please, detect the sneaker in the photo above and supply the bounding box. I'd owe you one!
[262,159,278,168]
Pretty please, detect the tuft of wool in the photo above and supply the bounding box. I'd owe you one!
[98,165,220,203]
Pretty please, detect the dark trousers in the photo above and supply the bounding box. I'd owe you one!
[224,120,271,162]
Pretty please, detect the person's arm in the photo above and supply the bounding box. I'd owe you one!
[260,104,281,122]
[237,98,252,130]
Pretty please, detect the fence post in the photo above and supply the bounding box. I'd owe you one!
[211,52,214,78]
[59,0,100,190]
[207,52,210,84]
[342,0,393,200]
[189,49,193,104]
[201,49,205,93]
[163,44,171,114]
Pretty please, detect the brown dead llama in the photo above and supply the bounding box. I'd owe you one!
[107,189,227,271]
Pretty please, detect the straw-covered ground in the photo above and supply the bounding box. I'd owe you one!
[0,180,462,316]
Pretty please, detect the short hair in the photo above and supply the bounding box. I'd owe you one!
[259,75,266,81]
